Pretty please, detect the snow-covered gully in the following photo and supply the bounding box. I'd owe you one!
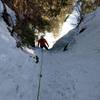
[36,2,82,100]
[0,0,100,100]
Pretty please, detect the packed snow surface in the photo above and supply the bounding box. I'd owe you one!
[0,0,100,99]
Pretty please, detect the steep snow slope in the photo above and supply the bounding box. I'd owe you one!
[38,8,100,100]
[0,1,100,100]
[0,17,40,100]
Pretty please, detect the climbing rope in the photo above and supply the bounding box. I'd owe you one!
[37,49,44,100]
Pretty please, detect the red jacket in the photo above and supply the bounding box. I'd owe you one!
[38,38,49,47]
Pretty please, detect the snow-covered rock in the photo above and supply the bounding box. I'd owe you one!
[0,0,4,16]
